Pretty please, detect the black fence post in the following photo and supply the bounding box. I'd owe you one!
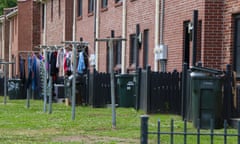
[136,68,142,111]
[238,121,240,144]
[223,64,232,121]
[141,115,149,144]
[181,63,188,120]
[146,66,151,114]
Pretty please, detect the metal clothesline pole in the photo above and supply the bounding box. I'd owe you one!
[37,45,64,113]
[62,41,89,120]
[47,46,64,114]
[36,45,48,111]
[0,61,15,105]
[96,37,126,129]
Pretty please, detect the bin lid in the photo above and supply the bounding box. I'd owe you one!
[116,74,136,78]
[190,66,223,75]
[190,71,209,78]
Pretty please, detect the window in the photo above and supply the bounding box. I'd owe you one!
[88,0,94,13]
[51,0,53,21]
[101,0,108,8]
[106,41,110,72]
[115,0,122,3]
[78,0,82,17]
[42,4,45,29]
[129,34,136,65]
[234,15,240,78]
[143,29,149,69]
[58,0,61,17]
[114,39,122,66]
[183,21,190,65]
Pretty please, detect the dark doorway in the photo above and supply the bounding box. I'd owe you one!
[143,29,149,69]
[183,21,190,66]
[234,15,240,78]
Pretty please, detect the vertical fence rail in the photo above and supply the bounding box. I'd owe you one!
[141,116,240,144]
[224,120,227,144]
[210,119,214,144]
[238,122,240,144]
[184,120,187,144]
[141,115,149,144]
[171,119,174,144]
[157,120,160,144]
[197,119,200,144]
[223,64,233,121]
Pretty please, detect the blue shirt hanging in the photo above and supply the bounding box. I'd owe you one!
[77,52,85,74]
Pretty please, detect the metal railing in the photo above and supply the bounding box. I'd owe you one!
[140,115,240,144]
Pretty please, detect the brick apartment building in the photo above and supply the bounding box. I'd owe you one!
[0,0,240,79]
[41,0,240,77]
[0,0,42,77]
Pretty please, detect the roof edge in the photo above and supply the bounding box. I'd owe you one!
[6,9,18,19]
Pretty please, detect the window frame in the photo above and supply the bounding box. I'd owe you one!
[129,34,136,65]
[88,0,94,14]
[234,15,240,78]
[58,0,61,18]
[51,0,53,21]
[77,0,83,17]
[101,0,108,9]
[143,29,149,69]
[114,38,122,67]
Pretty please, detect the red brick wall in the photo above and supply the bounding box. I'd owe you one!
[0,23,2,60]
[43,0,237,72]
[75,0,95,69]
[164,0,225,71]
[4,20,9,61]
[222,0,240,70]
[65,0,73,41]
[32,2,41,50]
[126,0,155,70]
[18,0,33,52]
[75,0,156,72]
[164,0,205,71]
[98,1,123,72]
[10,16,19,76]
[202,1,223,69]
[46,0,69,45]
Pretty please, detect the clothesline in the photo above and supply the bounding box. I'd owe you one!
[36,45,64,51]
[19,50,40,53]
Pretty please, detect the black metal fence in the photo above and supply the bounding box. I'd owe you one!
[140,115,240,144]
[138,67,182,114]
[88,69,113,108]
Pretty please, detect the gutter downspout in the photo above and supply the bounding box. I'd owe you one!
[43,2,47,45]
[154,0,160,71]
[72,0,76,41]
[160,0,165,45]
[9,20,12,78]
[121,0,127,74]
[159,0,167,72]
[2,17,5,64]
[95,0,99,70]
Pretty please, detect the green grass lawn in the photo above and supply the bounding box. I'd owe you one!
[0,97,238,144]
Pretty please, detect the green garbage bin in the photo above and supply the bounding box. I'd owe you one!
[116,74,136,107]
[8,79,22,99]
[190,69,223,129]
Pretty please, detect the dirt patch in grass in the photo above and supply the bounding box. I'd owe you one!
[54,135,138,144]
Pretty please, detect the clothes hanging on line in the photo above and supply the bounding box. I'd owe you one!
[64,51,72,76]
[77,51,85,74]
[49,51,59,76]
[56,49,64,76]
[19,56,26,83]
